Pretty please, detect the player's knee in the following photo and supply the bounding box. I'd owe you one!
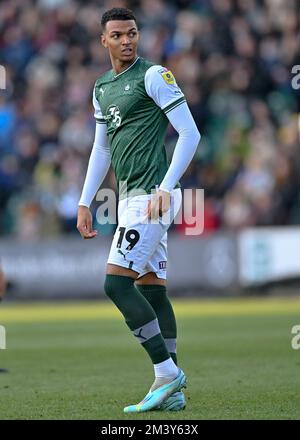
[104,274,118,300]
[104,274,135,301]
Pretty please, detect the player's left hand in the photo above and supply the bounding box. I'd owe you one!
[146,189,171,220]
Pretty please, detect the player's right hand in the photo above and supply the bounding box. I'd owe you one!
[77,206,98,239]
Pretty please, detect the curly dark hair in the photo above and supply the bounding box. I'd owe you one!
[101,7,137,31]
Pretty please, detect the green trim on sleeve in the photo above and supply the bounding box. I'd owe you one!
[163,96,186,114]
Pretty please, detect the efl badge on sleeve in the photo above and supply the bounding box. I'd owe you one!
[161,70,175,85]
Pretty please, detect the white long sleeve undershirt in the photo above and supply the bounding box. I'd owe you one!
[78,123,110,207]
[143,64,201,192]
[159,102,200,193]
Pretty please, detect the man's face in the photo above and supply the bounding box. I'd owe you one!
[101,20,139,64]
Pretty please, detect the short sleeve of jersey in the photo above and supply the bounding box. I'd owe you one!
[144,65,186,114]
[93,86,106,124]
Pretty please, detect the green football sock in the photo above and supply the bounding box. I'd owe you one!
[135,284,178,365]
[104,274,170,364]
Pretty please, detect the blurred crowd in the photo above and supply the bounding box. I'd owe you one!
[0,0,300,240]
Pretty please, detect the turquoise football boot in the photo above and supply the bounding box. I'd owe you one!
[123,368,187,413]
[158,391,186,411]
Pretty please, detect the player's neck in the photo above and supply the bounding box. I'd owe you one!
[111,56,138,76]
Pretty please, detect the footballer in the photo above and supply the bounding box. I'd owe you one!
[77,7,200,413]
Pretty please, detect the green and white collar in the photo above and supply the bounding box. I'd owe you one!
[113,56,140,79]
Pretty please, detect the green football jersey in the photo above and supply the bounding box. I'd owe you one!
[93,57,185,199]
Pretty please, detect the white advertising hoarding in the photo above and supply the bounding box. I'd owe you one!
[239,227,300,286]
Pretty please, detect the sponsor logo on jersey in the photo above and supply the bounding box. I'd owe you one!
[106,105,122,127]
[159,261,167,270]
[124,84,130,91]
[161,70,175,85]
[99,87,105,97]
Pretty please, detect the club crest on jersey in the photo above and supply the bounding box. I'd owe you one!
[123,81,134,94]
[161,70,175,85]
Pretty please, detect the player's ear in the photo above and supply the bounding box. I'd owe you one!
[101,33,108,49]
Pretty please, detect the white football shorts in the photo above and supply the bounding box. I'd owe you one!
[107,188,182,279]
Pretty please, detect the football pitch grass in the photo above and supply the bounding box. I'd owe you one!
[1,297,300,420]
